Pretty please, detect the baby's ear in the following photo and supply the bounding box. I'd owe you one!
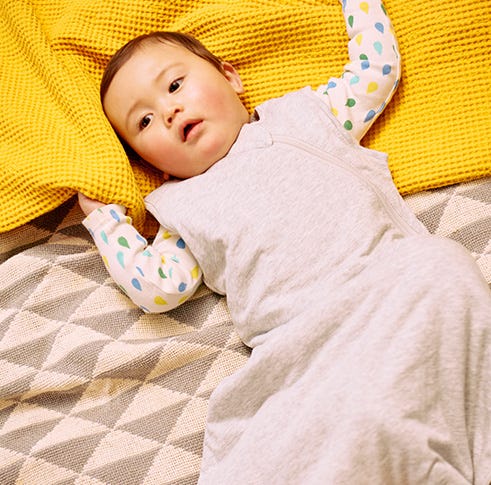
[222,62,244,94]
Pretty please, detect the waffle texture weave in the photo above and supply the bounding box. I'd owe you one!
[1,0,489,233]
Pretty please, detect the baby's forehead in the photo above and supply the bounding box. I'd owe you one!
[137,38,189,55]
[121,41,186,72]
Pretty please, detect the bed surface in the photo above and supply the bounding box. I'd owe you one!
[0,177,489,484]
[1,0,490,480]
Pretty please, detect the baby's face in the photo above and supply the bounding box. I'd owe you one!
[103,41,249,178]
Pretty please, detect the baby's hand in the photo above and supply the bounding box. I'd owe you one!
[78,193,106,216]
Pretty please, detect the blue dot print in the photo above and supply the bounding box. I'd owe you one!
[109,209,121,222]
[131,278,142,291]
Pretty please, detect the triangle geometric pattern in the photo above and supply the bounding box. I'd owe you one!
[405,177,491,286]
[1,177,489,484]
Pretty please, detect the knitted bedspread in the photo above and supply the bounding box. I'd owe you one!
[1,0,489,233]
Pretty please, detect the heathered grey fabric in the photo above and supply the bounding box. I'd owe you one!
[146,88,491,484]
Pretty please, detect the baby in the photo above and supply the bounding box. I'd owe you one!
[80,0,491,483]
[79,0,401,313]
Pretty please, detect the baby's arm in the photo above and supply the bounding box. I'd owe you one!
[318,0,400,142]
[83,204,202,313]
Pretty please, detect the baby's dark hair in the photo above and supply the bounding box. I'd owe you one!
[100,31,224,104]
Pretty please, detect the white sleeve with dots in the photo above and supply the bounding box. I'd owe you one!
[83,204,202,313]
[317,0,401,142]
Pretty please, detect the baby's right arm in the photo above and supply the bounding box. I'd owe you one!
[83,204,202,313]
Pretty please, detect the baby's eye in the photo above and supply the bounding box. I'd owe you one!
[169,78,183,93]
[139,114,153,130]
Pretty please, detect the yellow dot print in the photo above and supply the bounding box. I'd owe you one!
[154,296,168,305]
[191,266,200,279]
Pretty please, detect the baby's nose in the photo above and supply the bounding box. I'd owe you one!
[164,105,181,126]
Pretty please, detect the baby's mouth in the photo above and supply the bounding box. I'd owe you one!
[183,124,193,141]
[182,121,201,142]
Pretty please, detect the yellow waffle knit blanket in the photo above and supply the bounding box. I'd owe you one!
[1,0,490,233]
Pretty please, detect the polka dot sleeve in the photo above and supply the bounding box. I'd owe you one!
[82,204,202,313]
[317,0,401,142]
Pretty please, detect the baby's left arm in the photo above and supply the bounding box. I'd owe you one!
[318,0,401,142]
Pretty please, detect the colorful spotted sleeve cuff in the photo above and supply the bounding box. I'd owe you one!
[317,0,401,141]
[82,204,202,313]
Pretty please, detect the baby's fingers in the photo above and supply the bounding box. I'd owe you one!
[78,193,106,216]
